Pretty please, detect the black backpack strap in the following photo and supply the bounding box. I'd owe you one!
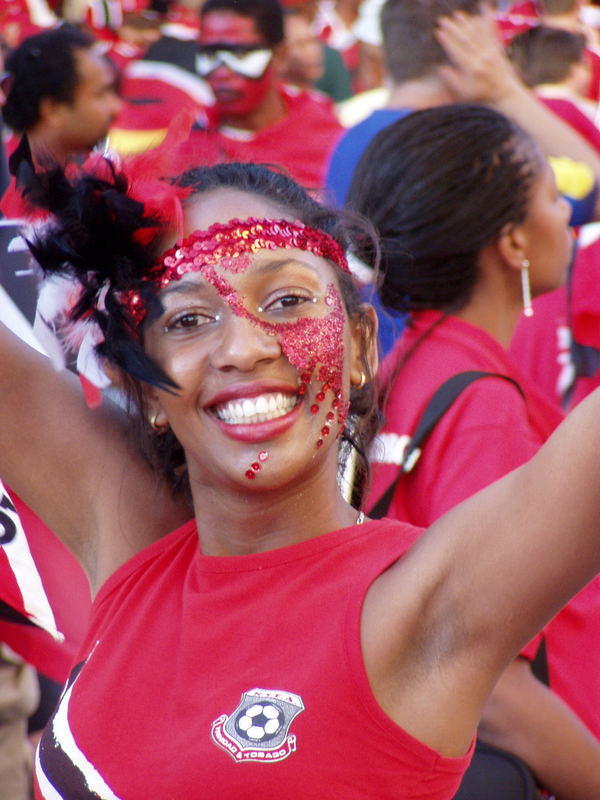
[368,371,525,519]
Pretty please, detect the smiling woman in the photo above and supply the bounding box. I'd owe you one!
[1,150,600,800]
[137,187,376,518]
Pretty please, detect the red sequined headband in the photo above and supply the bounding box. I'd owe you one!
[123,217,349,324]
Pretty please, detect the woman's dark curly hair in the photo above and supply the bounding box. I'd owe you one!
[26,160,380,507]
[347,104,541,315]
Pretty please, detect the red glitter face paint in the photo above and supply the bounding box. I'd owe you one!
[204,266,348,421]
[138,217,352,480]
[245,449,269,480]
[199,264,349,478]
[122,218,349,325]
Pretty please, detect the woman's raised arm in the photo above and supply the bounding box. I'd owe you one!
[0,322,190,592]
[367,386,600,756]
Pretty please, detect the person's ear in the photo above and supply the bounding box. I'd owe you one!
[38,97,66,128]
[496,222,528,273]
[349,303,379,388]
[144,388,169,433]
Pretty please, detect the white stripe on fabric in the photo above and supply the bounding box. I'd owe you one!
[52,682,123,800]
[124,59,213,105]
[34,747,65,800]
[370,433,411,466]
[0,479,63,640]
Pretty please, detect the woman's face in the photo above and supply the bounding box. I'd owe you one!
[143,188,368,493]
[519,160,573,297]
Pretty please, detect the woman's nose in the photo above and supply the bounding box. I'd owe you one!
[209,311,280,372]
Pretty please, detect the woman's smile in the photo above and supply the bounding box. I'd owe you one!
[211,390,300,425]
[205,379,306,446]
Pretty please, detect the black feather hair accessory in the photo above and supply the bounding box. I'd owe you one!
[19,115,195,392]
[24,161,177,391]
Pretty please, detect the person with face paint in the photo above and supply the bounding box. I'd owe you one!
[2,148,600,799]
[180,0,344,191]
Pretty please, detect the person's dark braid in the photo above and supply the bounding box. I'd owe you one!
[347,104,538,314]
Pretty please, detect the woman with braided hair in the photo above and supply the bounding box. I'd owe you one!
[349,103,600,798]
[0,142,599,798]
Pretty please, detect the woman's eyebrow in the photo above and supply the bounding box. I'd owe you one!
[253,257,321,276]
[158,257,323,298]
[160,278,213,298]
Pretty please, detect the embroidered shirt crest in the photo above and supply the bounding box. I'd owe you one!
[211,688,304,763]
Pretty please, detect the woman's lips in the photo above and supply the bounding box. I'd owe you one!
[209,391,303,443]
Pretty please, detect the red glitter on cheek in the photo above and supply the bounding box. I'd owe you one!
[273,285,349,428]
[196,268,351,465]
[197,270,347,415]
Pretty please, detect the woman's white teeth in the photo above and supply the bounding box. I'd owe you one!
[215,393,296,424]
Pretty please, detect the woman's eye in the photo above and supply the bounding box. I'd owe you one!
[164,311,216,331]
[262,292,316,312]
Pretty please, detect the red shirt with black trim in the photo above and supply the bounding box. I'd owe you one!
[35,517,474,800]
[368,311,563,527]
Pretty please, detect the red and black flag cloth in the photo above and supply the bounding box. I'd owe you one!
[0,481,91,683]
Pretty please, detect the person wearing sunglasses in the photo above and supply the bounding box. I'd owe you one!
[180,0,343,192]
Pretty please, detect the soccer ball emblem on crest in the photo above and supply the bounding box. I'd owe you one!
[235,701,283,741]
[211,688,305,763]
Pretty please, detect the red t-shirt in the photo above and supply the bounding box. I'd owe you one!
[35,517,474,799]
[179,84,344,191]
[368,311,563,527]
[510,232,600,410]
[544,578,600,737]
[371,311,600,737]
[538,95,600,154]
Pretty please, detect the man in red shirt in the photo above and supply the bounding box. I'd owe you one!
[181,0,343,191]
[1,25,123,218]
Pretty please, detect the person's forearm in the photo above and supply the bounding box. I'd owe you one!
[435,9,600,218]
[491,79,600,196]
[479,658,600,800]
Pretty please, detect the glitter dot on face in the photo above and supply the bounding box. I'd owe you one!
[310,404,319,414]
[251,462,260,471]
[321,427,330,436]
[316,439,324,449]
[245,470,256,480]
[258,451,269,462]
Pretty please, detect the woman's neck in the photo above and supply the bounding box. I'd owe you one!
[448,260,523,350]
[188,455,360,556]
[451,299,522,350]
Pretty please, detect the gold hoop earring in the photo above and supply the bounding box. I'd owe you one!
[521,258,534,318]
[150,413,167,433]
[355,372,367,390]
